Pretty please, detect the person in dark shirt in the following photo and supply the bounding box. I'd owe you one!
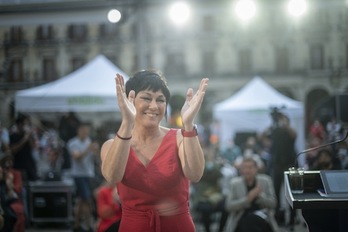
[265,111,297,228]
[58,112,81,170]
[9,114,38,182]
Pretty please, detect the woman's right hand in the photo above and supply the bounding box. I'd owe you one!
[115,73,136,123]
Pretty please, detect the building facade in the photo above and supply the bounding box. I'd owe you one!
[0,0,347,133]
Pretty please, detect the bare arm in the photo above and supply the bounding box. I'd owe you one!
[178,131,205,182]
[101,123,133,183]
[101,74,135,183]
[178,78,209,182]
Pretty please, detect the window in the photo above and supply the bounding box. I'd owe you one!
[275,46,289,72]
[99,23,119,39]
[164,52,186,75]
[10,26,24,43]
[310,45,324,70]
[36,25,54,41]
[42,58,56,81]
[202,50,215,74]
[346,44,348,69]
[9,59,24,82]
[68,24,88,42]
[146,53,153,70]
[71,57,85,71]
[132,54,139,73]
[202,16,214,32]
[239,49,252,74]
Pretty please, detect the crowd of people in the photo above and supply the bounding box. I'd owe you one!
[0,112,122,232]
[0,69,347,232]
[191,112,347,232]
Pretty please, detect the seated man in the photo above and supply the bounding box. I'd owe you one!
[225,157,278,232]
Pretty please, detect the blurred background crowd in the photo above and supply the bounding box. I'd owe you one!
[0,107,346,231]
[1,0,348,231]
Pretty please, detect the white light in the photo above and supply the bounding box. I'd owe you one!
[169,1,191,26]
[107,9,122,23]
[287,0,307,18]
[234,0,257,22]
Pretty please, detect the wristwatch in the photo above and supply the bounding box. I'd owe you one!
[181,124,198,137]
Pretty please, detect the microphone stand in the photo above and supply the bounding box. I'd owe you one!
[294,129,348,169]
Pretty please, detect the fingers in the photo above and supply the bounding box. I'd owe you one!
[128,90,136,104]
[115,74,125,90]
[190,78,209,99]
[115,73,127,99]
[186,88,194,103]
[198,78,209,94]
[193,78,208,102]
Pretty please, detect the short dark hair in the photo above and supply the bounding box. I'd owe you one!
[126,70,170,103]
[126,70,170,118]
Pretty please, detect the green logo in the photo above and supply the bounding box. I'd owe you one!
[68,96,104,105]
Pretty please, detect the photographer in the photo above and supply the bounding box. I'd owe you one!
[262,109,297,229]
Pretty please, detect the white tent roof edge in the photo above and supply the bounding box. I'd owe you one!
[212,76,305,166]
[15,54,128,113]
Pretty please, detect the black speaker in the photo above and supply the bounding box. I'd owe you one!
[29,181,74,223]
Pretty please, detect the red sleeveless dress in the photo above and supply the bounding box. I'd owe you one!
[117,129,195,232]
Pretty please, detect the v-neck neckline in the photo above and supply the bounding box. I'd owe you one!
[130,129,172,168]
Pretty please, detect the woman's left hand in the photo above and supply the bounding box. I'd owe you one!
[181,78,209,128]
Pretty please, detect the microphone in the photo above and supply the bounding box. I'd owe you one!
[294,129,348,168]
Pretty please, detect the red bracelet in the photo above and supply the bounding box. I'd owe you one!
[116,133,132,140]
[181,124,198,137]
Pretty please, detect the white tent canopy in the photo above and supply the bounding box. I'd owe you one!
[213,76,305,161]
[15,55,129,113]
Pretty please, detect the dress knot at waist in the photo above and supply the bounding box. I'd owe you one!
[122,203,190,232]
[123,206,161,232]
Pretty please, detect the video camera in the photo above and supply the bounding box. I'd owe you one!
[270,106,286,127]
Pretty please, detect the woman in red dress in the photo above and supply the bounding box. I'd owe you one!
[101,70,208,232]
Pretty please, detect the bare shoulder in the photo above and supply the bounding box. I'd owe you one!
[159,126,171,134]
[159,126,181,144]
[101,138,114,151]
[160,126,181,136]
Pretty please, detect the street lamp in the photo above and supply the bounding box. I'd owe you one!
[287,0,308,18]
[234,0,257,22]
[168,1,191,26]
[107,9,122,23]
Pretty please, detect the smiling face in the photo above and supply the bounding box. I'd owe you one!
[126,70,171,121]
[135,89,167,127]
